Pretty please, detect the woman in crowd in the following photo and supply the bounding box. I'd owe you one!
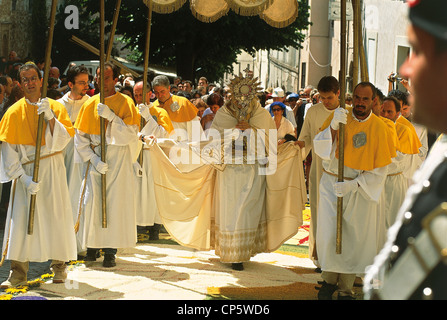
[270,101,296,144]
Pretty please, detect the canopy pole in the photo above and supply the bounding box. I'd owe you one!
[106,0,122,61]
[138,0,153,167]
[100,0,107,228]
[28,0,59,235]
[336,0,347,254]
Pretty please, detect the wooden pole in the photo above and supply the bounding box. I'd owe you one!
[100,0,107,228]
[70,35,139,78]
[358,0,369,82]
[138,0,153,167]
[142,0,153,105]
[28,0,58,235]
[106,0,122,61]
[352,0,359,87]
[336,0,347,254]
[360,37,369,82]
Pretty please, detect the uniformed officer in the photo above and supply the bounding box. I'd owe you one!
[363,0,447,300]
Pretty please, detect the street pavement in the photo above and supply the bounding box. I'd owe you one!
[0,203,364,302]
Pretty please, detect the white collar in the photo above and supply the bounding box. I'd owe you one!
[352,109,372,123]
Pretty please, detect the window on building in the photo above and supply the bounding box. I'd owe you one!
[301,62,306,89]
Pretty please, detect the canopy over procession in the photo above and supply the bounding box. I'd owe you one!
[0,0,446,301]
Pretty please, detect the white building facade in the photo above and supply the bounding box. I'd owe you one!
[225,0,410,95]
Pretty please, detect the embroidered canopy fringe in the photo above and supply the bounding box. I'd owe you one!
[225,0,274,16]
[143,0,299,27]
[260,0,298,28]
[143,0,187,14]
[190,0,229,23]
[214,221,267,263]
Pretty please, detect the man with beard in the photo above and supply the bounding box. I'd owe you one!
[364,0,447,300]
[313,81,395,300]
[58,66,91,257]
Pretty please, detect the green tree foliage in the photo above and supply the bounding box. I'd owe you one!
[52,0,310,83]
[30,0,49,61]
[51,0,101,73]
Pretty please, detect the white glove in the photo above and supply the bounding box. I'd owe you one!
[97,103,116,122]
[330,107,348,131]
[133,162,143,177]
[90,155,108,174]
[37,98,54,121]
[138,103,151,121]
[20,174,40,195]
[333,179,358,197]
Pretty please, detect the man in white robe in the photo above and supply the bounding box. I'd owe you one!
[0,63,77,288]
[73,62,140,267]
[58,65,90,256]
[151,75,202,142]
[371,93,401,251]
[314,82,394,300]
[296,76,339,268]
[133,80,174,240]
[380,97,421,231]
[148,75,307,271]
[211,98,276,270]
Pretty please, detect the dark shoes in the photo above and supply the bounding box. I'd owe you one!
[84,249,116,267]
[316,281,356,300]
[316,281,338,300]
[103,254,116,268]
[231,263,244,271]
[148,223,161,240]
[337,293,356,300]
[84,249,99,262]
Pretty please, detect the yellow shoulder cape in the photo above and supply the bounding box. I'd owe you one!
[74,92,141,135]
[395,121,420,154]
[0,97,74,146]
[149,105,174,134]
[379,116,398,158]
[152,95,198,122]
[320,107,394,171]
[396,115,422,153]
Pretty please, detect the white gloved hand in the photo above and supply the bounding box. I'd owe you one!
[138,103,151,121]
[90,155,108,174]
[20,174,41,195]
[333,179,358,197]
[97,103,116,122]
[330,107,348,131]
[133,162,143,177]
[141,134,156,148]
[37,98,54,121]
